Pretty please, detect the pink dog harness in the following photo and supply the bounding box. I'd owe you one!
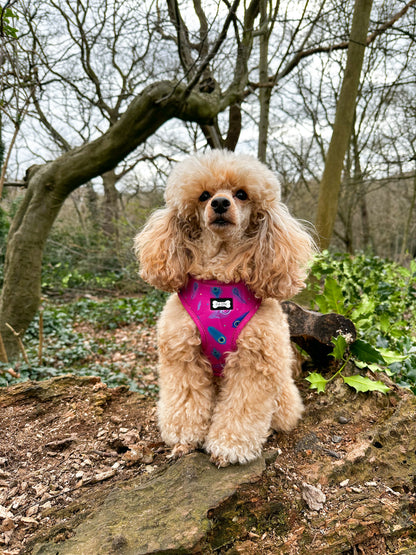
[178,276,261,376]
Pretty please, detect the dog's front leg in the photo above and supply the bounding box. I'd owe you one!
[204,337,297,466]
[204,302,303,466]
[204,346,278,467]
[157,355,214,458]
[157,296,215,458]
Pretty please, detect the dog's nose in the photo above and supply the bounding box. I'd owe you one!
[211,197,231,214]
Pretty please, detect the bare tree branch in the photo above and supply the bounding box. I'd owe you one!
[249,0,416,91]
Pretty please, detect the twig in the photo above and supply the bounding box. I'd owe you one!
[2,180,27,188]
[0,112,26,201]
[0,332,8,363]
[0,332,20,377]
[183,0,240,98]
[5,323,30,365]
[156,0,240,105]
[38,308,44,366]
[0,366,20,378]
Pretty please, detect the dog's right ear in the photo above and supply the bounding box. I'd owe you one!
[134,207,191,292]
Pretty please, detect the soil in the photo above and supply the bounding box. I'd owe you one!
[0,322,415,554]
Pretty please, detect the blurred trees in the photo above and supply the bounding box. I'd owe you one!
[270,1,416,255]
[315,0,373,249]
[0,0,415,359]
[0,0,258,358]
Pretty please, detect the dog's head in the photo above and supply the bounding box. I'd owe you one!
[164,149,279,241]
[196,187,251,237]
[135,150,315,299]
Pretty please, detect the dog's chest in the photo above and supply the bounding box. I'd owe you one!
[178,277,261,376]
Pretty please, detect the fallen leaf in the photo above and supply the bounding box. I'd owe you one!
[302,482,326,511]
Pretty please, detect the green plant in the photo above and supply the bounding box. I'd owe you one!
[39,200,152,295]
[0,292,165,394]
[306,335,390,394]
[305,252,416,393]
[66,292,167,328]
[0,7,18,38]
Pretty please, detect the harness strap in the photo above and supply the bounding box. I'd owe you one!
[178,276,261,376]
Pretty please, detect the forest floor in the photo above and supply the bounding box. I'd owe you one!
[0,320,415,554]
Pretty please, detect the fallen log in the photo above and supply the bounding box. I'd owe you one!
[282,301,357,366]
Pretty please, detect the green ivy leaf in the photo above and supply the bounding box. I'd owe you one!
[331,335,348,361]
[354,360,394,376]
[350,297,375,320]
[342,375,390,394]
[377,347,408,365]
[323,277,346,314]
[305,372,328,394]
[350,339,386,365]
[379,313,391,334]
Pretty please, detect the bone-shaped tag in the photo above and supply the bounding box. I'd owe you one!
[210,298,233,310]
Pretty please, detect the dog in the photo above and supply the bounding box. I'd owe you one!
[134,149,314,467]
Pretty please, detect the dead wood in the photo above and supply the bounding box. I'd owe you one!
[282,301,357,366]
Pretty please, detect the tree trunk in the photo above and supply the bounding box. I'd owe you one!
[0,81,232,360]
[282,301,356,366]
[257,0,270,163]
[85,183,100,235]
[350,119,373,253]
[314,0,373,250]
[360,195,372,250]
[101,169,120,240]
[400,169,416,263]
[0,165,64,359]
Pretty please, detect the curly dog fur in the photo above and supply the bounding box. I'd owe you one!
[134,150,314,466]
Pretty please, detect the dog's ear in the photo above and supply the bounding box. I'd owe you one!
[246,203,314,300]
[134,207,192,292]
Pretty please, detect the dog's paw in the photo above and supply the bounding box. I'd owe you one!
[168,442,195,460]
[206,441,261,467]
[209,453,233,468]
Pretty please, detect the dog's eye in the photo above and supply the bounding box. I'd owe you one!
[235,189,248,201]
[199,191,211,202]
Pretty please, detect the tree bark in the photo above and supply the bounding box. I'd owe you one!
[314,0,373,250]
[282,301,356,366]
[101,169,120,240]
[257,0,270,163]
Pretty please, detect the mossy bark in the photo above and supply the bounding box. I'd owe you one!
[31,452,266,555]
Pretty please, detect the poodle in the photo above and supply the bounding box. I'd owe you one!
[134,149,314,467]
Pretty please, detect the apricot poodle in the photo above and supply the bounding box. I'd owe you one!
[134,149,314,467]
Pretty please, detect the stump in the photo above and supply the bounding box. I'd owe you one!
[282,301,356,366]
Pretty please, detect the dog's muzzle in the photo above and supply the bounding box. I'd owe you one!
[211,197,230,215]
[209,196,234,227]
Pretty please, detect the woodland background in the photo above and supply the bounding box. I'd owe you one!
[0,0,415,384]
[1,3,416,553]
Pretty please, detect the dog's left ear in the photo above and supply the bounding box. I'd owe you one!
[246,203,315,300]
